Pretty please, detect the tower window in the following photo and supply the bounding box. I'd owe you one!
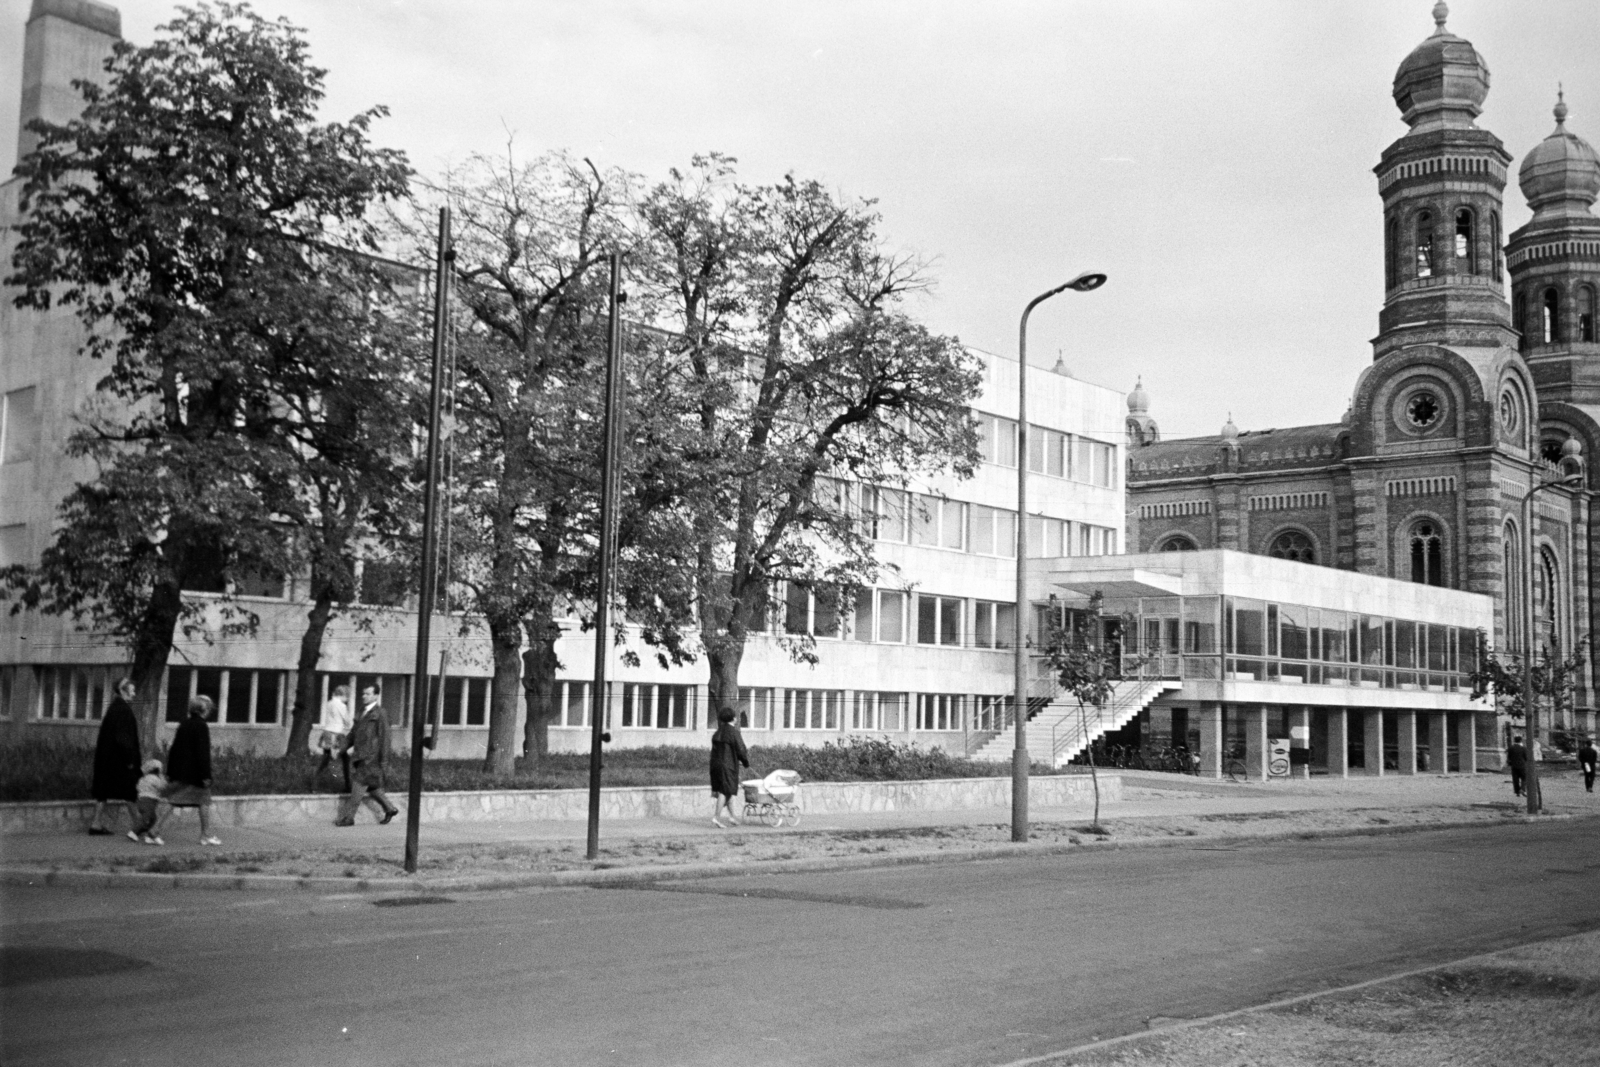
[1415,212,1433,278]
[1266,530,1315,565]
[1385,217,1398,289]
[1513,289,1526,338]
[1490,211,1502,281]
[1409,521,1443,587]
[1454,209,1474,273]
[1543,288,1560,344]
[1581,286,1596,343]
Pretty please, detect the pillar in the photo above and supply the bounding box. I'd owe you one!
[1199,702,1223,778]
[1428,712,1449,775]
[1326,708,1349,778]
[1290,706,1312,779]
[1455,711,1477,774]
[1244,705,1269,781]
[1364,710,1385,776]
[1397,711,1418,775]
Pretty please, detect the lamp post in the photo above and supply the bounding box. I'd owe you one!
[1517,456,1583,815]
[1013,271,1106,844]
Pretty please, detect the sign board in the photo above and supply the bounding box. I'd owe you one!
[1268,738,1291,777]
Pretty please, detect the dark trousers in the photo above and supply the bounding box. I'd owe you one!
[1583,764,1596,792]
[1510,766,1526,796]
[316,749,351,791]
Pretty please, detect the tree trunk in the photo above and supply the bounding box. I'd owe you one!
[284,592,335,759]
[521,620,561,767]
[484,615,522,776]
[128,576,184,757]
[706,640,744,724]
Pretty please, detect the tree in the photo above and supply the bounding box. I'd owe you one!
[636,155,983,714]
[5,2,410,747]
[1039,592,1136,833]
[1469,630,1592,808]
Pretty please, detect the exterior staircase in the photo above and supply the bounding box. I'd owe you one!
[969,670,1180,768]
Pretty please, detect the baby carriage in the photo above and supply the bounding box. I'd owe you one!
[741,769,802,827]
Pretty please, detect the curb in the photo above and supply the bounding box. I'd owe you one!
[1,810,1580,895]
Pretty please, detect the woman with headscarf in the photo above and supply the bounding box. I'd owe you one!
[88,677,141,836]
[709,707,749,827]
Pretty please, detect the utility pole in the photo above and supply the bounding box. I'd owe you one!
[405,207,453,874]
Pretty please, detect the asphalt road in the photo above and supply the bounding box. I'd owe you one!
[5,821,1599,1067]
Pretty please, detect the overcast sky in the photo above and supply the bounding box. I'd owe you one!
[2,0,1596,440]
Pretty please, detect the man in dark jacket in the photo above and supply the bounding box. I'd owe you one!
[1578,737,1598,793]
[1506,736,1528,797]
[335,687,400,826]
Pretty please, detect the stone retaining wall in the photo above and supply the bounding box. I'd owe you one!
[0,774,1116,834]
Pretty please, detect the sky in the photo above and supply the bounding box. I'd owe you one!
[2,0,1597,441]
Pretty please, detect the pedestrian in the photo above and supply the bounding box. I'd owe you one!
[312,684,353,792]
[1579,737,1598,793]
[165,694,221,846]
[88,676,141,836]
[1506,735,1528,797]
[335,686,399,826]
[709,707,749,828]
[131,758,167,845]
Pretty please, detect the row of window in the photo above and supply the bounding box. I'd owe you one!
[974,413,1118,487]
[858,486,1116,558]
[1385,206,1503,288]
[773,585,1023,650]
[1513,285,1599,345]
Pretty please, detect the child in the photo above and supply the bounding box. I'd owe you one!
[131,758,167,845]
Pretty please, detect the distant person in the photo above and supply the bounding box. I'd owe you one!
[165,695,221,845]
[709,707,749,828]
[1579,737,1598,794]
[335,687,399,826]
[131,758,167,845]
[313,684,353,792]
[1506,735,1528,798]
[88,677,141,836]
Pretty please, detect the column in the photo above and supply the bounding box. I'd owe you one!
[1290,706,1312,779]
[1428,712,1449,775]
[1326,708,1349,778]
[1244,705,1269,781]
[1364,710,1385,776]
[1199,702,1223,778]
[1455,712,1477,774]
[1397,711,1418,775]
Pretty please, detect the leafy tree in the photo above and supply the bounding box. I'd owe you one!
[1039,592,1132,833]
[1469,630,1592,810]
[636,154,983,714]
[5,2,410,747]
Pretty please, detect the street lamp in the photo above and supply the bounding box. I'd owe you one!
[1013,271,1107,843]
[1517,444,1584,815]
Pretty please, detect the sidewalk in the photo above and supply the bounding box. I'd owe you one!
[4,768,1591,892]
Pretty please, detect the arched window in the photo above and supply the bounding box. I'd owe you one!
[1267,530,1315,564]
[1581,285,1596,343]
[1409,521,1444,587]
[1158,535,1198,552]
[1415,212,1434,278]
[1513,288,1526,338]
[1503,522,1524,653]
[1534,547,1560,651]
[1490,210,1502,280]
[1454,208,1475,273]
[1385,217,1399,289]
[1543,287,1560,344]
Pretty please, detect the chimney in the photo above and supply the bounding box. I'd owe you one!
[17,0,121,163]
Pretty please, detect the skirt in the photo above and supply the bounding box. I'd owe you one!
[162,782,212,807]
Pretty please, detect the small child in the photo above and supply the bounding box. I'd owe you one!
[131,758,167,845]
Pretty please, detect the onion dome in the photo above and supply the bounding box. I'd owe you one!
[1220,414,1239,443]
[1518,90,1600,218]
[1127,377,1150,414]
[1392,2,1490,130]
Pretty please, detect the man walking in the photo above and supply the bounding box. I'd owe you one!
[335,686,399,826]
[1506,735,1528,797]
[1579,737,1598,794]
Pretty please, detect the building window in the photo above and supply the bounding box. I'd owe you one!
[1490,210,1502,280]
[1513,288,1526,338]
[912,494,966,551]
[1454,208,1474,272]
[863,486,910,543]
[34,665,121,721]
[1,386,37,465]
[1415,211,1433,278]
[783,688,841,730]
[973,600,1017,649]
[1499,387,1523,438]
[163,666,286,725]
[1405,391,1440,428]
[851,691,905,732]
[1534,548,1560,651]
[1385,217,1398,289]
[976,414,1018,467]
[1580,286,1596,343]
[738,686,774,729]
[915,693,965,731]
[1504,523,1524,653]
[1266,530,1315,564]
[558,680,591,727]
[916,594,964,646]
[783,583,841,638]
[622,683,692,729]
[1157,534,1198,552]
[1543,288,1560,344]
[1409,521,1444,586]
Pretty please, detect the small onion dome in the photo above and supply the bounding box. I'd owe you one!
[1392,1,1490,130]
[1220,414,1239,443]
[1562,436,1584,459]
[1127,377,1150,414]
[1518,91,1600,217]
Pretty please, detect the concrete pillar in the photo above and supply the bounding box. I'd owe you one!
[1244,705,1269,781]
[1364,710,1385,776]
[1428,712,1449,774]
[1290,706,1312,779]
[1455,712,1477,774]
[1199,703,1223,778]
[1326,708,1349,778]
[1397,711,1418,775]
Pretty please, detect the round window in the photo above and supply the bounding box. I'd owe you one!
[1406,392,1440,429]
[1499,390,1521,435]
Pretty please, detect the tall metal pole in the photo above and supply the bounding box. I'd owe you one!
[1521,489,1541,814]
[405,207,453,874]
[586,253,625,860]
[1013,272,1107,845]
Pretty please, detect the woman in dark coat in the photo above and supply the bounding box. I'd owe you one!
[88,677,141,835]
[709,707,749,827]
[163,694,221,845]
